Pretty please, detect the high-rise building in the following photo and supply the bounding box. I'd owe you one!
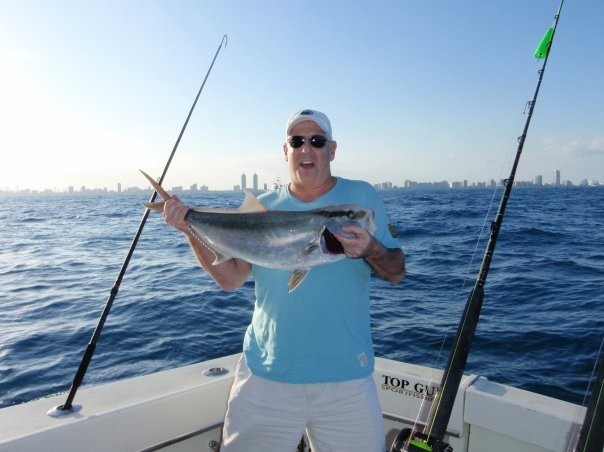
[241,173,247,191]
[253,173,258,191]
[534,175,543,186]
[554,169,561,186]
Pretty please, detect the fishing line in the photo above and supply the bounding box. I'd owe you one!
[401,27,547,443]
[400,72,537,448]
[458,26,553,283]
[569,335,604,452]
[49,34,228,416]
[580,336,604,414]
[390,1,566,450]
[458,43,549,291]
[459,66,544,291]
[429,4,563,442]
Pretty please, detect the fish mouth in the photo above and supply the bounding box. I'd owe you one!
[321,227,344,254]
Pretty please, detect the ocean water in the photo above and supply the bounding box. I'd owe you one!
[0,187,602,410]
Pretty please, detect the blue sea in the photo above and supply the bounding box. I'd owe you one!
[0,187,602,410]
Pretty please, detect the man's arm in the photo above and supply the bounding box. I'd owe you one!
[335,225,405,284]
[363,238,405,283]
[163,195,251,291]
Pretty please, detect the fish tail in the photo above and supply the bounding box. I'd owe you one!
[140,170,170,211]
[143,201,165,212]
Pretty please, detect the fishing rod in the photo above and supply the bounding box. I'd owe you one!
[574,343,604,452]
[390,1,564,450]
[50,34,228,416]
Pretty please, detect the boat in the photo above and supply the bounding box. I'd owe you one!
[4,2,602,450]
[0,352,593,451]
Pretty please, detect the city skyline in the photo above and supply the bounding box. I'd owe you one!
[2,168,600,196]
[1,2,602,193]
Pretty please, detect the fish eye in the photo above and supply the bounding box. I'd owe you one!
[347,210,364,220]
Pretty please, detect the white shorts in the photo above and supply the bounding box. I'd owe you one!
[221,356,385,452]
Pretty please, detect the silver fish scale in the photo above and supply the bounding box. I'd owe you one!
[185,206,375,270]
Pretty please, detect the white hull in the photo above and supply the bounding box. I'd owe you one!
[0,353,585,452]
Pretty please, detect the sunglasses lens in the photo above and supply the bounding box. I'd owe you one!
[289,136,305,148]
[310,136,327,148]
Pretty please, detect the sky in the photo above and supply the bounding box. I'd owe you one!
[1,0,602,192]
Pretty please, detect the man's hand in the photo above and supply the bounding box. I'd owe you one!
[335,225,378,259]
[163,195,190,233]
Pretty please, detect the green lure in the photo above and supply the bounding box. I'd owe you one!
[534,27,554,59]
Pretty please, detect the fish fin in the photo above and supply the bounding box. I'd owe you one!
[212,250,232,265]
[187,226,233,265]
[140,170,171,201]
[238,191,268,213]
[143,201,165,212]
[185,191,267,215]
[288,268,310,292]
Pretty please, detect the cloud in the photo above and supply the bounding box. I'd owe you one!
[566,137,604,158]
[543,136,604,158]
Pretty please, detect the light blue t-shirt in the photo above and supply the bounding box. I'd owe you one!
[243,177,400,383]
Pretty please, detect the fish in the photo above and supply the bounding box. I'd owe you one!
[140,170,376,292]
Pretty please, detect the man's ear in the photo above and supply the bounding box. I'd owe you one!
[283,143,289,161]
[329,140,337,161]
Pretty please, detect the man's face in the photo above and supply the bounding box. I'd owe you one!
[284,120,336,190]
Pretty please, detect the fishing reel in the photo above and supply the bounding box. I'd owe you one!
[390,428,452,452]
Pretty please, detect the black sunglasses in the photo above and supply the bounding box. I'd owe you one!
[288,135,329,149]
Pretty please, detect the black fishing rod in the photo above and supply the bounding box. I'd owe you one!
[50,35,228,415]
[575,346,604,452]
[390,2,564,450]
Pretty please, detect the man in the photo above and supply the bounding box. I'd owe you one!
[163,109,405,451]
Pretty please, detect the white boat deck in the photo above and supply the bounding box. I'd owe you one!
[0,354,586,452]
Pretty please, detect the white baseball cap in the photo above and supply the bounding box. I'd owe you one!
[286,109,333,140]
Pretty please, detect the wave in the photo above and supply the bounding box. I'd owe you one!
[1,187,602,408]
